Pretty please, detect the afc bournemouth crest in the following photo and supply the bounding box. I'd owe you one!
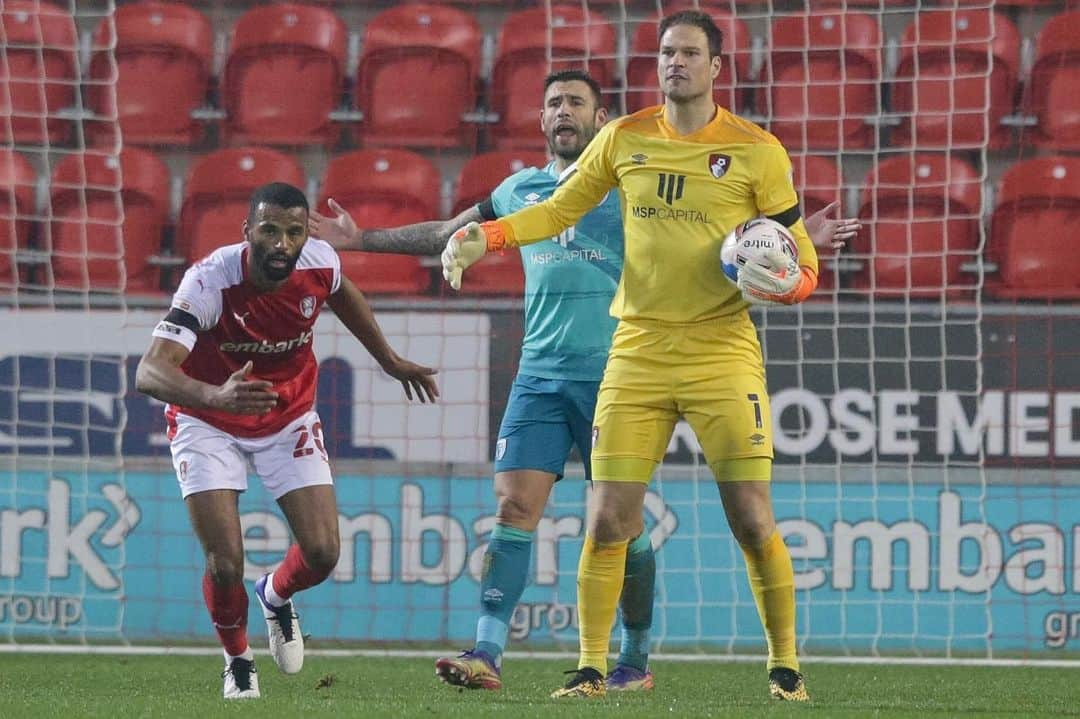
[300,295,317,319]
[709,153,731,179]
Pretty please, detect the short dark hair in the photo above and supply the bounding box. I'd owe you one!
[248,182,308,222]
[658,10,723,58]
[543,69,604,109]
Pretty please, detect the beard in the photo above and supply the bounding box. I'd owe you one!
[547,128,596,161]
[253,244,300,281]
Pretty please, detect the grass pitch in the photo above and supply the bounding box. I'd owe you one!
[2,653,1077,718]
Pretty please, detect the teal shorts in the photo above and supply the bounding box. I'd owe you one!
[494,373,599,481]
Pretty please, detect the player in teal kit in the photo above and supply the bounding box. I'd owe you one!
[310,69,857,691]
[311,71,657,692]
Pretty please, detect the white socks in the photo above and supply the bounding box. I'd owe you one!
[226,646,254,663]
[262,573,287,608]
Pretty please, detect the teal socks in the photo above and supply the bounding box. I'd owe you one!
[617,530,655,671]
[475,523,533,662]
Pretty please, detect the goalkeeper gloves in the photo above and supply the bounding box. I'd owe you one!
[440,221,507,290]
[737,248,816,306]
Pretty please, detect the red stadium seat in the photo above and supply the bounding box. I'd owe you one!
[178,147,305,263]
[223,4,348,146]
[356,4,481,150]
[452,151,548,215]
[791,154,843,291]
[318,150,438,295]
[625,6,750,115]
[48,149,171,293]
[454,249,525,297]
[88,2,213,147]
[959,0,1057,5]
[0,1,78,145]
[792,154,842,218]
[854,155,982,298]
[988,156,1080,300]
[0,150,36,290]
[892,10,1020,150]
[761,13,881,151]
[490,6,616,150]
[336,251,431,296]
[810,0,920,6]
[1025,11,1080,150]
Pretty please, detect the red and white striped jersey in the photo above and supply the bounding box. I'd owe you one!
[152,239,341,438]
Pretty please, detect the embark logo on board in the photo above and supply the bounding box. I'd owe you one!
[0,477,140,592]
[239,484,679,586]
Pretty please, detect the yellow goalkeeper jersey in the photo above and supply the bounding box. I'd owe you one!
[499,105,818,324]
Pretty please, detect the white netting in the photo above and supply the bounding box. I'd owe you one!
[3,0,1077,660]
[540,0,1003,658]
[1,0,135,642]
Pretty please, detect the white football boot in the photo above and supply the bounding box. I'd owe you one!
[255,573,304,674]
[222,656,260,699]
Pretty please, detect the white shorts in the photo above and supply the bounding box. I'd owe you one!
[169,410,334,500]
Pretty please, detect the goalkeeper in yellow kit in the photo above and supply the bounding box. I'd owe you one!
[443,10,817,701]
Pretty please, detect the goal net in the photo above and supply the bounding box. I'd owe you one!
[2,0,1076,661]
[0,0,135,641]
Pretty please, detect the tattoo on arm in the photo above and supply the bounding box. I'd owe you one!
[361,221,446,256]
[360,207,486,256]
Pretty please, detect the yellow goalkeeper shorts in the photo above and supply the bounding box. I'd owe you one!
[591,313,774,484]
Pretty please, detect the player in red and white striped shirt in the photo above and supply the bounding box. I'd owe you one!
[136,182,439,699]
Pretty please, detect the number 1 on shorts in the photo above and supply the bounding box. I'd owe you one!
[747,393,763,429]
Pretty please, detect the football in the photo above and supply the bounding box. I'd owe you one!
[720,217,799,283]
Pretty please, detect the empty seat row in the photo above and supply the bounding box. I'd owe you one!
[149,0,1080,10]
[3,146,1078,301]
[798,153,1080,300]
[0,148,169,294]
[2,1,598,150]
[7,1,1078,152]
[0,146,541,296]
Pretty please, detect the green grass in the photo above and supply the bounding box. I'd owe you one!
[2,654,1079,718]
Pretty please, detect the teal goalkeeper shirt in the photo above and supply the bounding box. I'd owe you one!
[485,161,624,382]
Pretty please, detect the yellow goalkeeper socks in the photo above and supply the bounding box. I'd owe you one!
[577,535,629,674]
[740,530,799,672]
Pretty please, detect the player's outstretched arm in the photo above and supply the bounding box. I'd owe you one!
[308,198,482,256]
[135,339,279,414]
[805,201,861,250]
[327,276,439,403]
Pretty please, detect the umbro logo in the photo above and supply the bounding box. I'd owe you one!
[631,153,648,165]
[524,192,541,205]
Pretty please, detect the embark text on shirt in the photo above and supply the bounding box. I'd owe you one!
[219,329,313,354]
